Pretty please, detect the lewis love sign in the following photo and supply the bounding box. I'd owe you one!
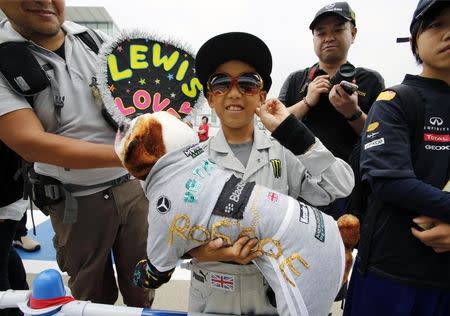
[96,30,203,127]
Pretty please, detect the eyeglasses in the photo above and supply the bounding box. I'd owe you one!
[207,73,263,96]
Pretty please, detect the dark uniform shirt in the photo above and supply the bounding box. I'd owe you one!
[279,63,385,160]
[360,74,450,288]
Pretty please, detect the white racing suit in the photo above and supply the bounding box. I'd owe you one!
[142,144,345,316]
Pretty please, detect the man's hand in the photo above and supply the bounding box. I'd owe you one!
[188,236,262,264]
[256,98,290,132]
[305,74,331,107]
[328,83,359,118]
[411,216,450,253]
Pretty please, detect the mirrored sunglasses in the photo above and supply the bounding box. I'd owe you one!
[207,72,263,96]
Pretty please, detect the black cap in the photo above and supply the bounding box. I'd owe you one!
[410,0,441,33]
[309,2,356,30]
[195,32,272,96]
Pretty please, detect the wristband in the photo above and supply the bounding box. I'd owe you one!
[303,97,313,109]
[346,109,363,122]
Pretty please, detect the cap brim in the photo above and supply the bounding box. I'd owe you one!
[195,32,272,94]
[309,12,352,30]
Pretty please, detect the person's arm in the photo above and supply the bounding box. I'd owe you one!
[329,84,366,135]
[0,108,122,168]
[411,216,450,253]
[287,74,331,120]
[371,178,450,223]
[361,89,450,219]
[197,124,206,135]
[257,99,354,206]
[134,258,175,289]
[188,236,262,264]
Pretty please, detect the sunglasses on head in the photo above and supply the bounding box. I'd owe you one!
[207,72,263,96]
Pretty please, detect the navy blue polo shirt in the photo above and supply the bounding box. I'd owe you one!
[360,74,450,288]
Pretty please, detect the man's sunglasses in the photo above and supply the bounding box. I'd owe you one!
[207,73,263,96]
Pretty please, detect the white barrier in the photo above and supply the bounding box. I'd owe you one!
[0,290,187,316]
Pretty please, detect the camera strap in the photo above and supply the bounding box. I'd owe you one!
[299,63,320,96]
[307,63,320,81]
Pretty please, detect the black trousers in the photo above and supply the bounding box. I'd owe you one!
[0,219,28,316]
[13,212,27,241]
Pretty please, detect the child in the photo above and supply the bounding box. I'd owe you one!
[344,1,450,315]
[186,31,355,315]
[197,115,209,142]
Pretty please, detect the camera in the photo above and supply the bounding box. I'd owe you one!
[340,81,359,94]
[329,63,357,94]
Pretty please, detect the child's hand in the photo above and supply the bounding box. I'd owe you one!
[188,237,262,264]
[255,98,290,132]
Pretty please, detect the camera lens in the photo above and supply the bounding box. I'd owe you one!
[330,64,356,86]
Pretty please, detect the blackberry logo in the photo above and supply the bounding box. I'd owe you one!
[156,196,171,214]
[224,203,234,213]
[230,181,246,202]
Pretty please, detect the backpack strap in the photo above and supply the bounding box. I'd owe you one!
[0,42,51,97]
[357,84,425,274]
[0,28,102,106]
[76,28,104,54]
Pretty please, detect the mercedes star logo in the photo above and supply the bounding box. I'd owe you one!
[156,196,171,214]
[429,117,444,126]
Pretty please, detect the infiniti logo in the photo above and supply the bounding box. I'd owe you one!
[429,117,444,126]
[325,3,336,9]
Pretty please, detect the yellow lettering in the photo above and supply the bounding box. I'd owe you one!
[152,43,179,71]
[212,219,239,246]
[108,54,132,81]
[239,227,256,239]
[181,78,203,98]
[188,225,211,243]
[130,45,149,69]
[279,253,309,287]
[257,238,282,259]
[176,60,189,81]
[168,214,190,246]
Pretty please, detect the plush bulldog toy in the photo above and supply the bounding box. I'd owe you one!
[115,111,359,316]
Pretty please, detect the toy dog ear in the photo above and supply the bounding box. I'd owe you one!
[337,214,360,249]
[123,116,166,180]
[337,214,360,285]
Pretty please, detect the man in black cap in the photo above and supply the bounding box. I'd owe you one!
[186,31,354,315]
[344,0,450,315]
[279,2,385,219]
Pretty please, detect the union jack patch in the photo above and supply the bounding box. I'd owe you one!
[210,273,235,291]
[267,191,279,202]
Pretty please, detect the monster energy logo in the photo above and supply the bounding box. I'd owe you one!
[270,159,281,178]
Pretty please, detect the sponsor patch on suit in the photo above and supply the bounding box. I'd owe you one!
[213,175,255,219]
[210,273,235,292]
